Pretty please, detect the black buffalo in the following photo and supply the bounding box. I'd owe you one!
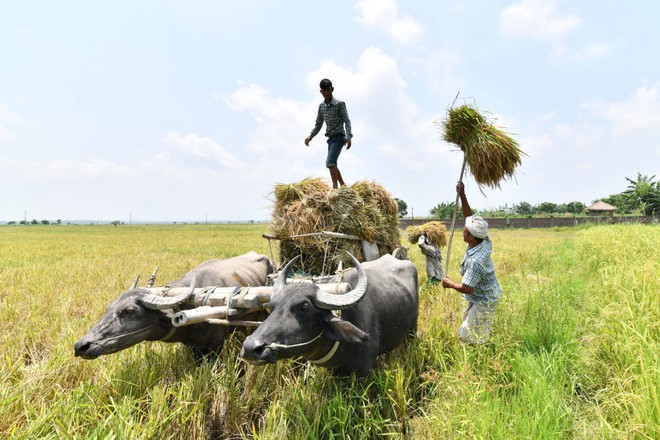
[74,251,273,360]
[240,253,419,376]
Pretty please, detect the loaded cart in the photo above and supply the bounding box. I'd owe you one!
[141,178,407,331]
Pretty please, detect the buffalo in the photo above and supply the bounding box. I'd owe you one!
[74,251,274,360]
[240,253,419,376]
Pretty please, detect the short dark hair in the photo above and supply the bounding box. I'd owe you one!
[319,78,333,90]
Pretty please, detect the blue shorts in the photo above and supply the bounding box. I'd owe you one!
[326,135,345,168]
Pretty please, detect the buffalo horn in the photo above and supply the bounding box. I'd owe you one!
[146,266,159,288]
[314,252,368,310]
[130,274,140,290]
[139,275,197,310]
[272,256,300,297]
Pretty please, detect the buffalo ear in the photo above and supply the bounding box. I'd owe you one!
[322,315,369,344]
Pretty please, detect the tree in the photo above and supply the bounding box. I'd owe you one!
[601,173,660,215]
[515,201,534,216]
[537,202,558,214]
[623,173,660,215]
[430,202,461,219]
[564,201,586,215]
[41,220,50,225]
[111,221,121,227]
[394,198,408,218]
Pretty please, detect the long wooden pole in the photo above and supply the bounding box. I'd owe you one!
[444,157,467,278]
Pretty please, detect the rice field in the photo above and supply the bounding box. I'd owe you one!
[0,223,657,439]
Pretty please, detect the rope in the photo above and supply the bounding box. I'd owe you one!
[268,331,324,351]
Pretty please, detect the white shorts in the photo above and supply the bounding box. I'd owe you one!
[458,301,496,344]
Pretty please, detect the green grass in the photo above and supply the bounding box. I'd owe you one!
[0,223,657,439]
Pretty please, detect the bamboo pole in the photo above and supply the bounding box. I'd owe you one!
[444,157,467,278]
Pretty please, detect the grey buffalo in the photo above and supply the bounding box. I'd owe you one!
[74,251,274,360]
[240,253,419,376]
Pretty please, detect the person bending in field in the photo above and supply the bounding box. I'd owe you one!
[442,182,502,344]
[304,78,353,189]
[418,231,443,284]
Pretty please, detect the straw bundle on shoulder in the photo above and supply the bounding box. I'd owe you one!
[270,179,401,275]
[441,104,525,188]
[406,221,448,247]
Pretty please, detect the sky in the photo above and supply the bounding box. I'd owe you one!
[1,0,659,223]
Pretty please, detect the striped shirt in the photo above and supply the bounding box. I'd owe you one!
[460,236,502,305]
[309,97,353,140]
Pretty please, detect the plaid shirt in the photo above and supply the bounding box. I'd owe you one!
[309,97,353,140]
[460,237,502,305]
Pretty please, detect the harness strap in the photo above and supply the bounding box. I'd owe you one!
[160,326,177,342]
[199,287,213,306]
[267,331,340,365]
[103,322,159,342]
[233,287,251,309]
[309,341,340,365]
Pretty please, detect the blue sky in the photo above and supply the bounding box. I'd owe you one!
[1,0,658,222]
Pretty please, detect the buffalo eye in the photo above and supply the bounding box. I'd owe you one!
[118,306,141,318]
[294,301,312,315]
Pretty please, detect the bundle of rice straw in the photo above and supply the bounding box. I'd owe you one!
[270,178,401,275]
[406,221,448,248]
[441,104,525,188]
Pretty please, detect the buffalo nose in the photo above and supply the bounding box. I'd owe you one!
[74,340,90,357]
[240,336,266,360]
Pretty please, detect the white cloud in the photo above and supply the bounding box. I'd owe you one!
[307,47,420,139]
[500,0,580,41]
[583,82,660,136]
[0,103,20,142]
[0,123,10,143]
[354,0,423,45]
[409,49,464,95]
[219,46,455,212]
[162,132,243,169]
[581,42,609,60]
[0,157,134,182]
[493,84,660,208]
[14,26,38,49]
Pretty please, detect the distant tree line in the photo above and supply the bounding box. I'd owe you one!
[415,173,659,219]
[427,200,587,219]
[7,219,62,225]
[4,219,124,226]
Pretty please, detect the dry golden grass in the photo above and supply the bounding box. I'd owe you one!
[405,221,449,248]
[440,104,526,188]
[270,179,400,274]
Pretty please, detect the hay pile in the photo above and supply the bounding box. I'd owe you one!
[405,221,448,248]
[441,104,525,188]
[270,178,400,275]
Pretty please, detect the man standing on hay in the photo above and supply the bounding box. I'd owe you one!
[304,78,353,189]
[442,183,501,344]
